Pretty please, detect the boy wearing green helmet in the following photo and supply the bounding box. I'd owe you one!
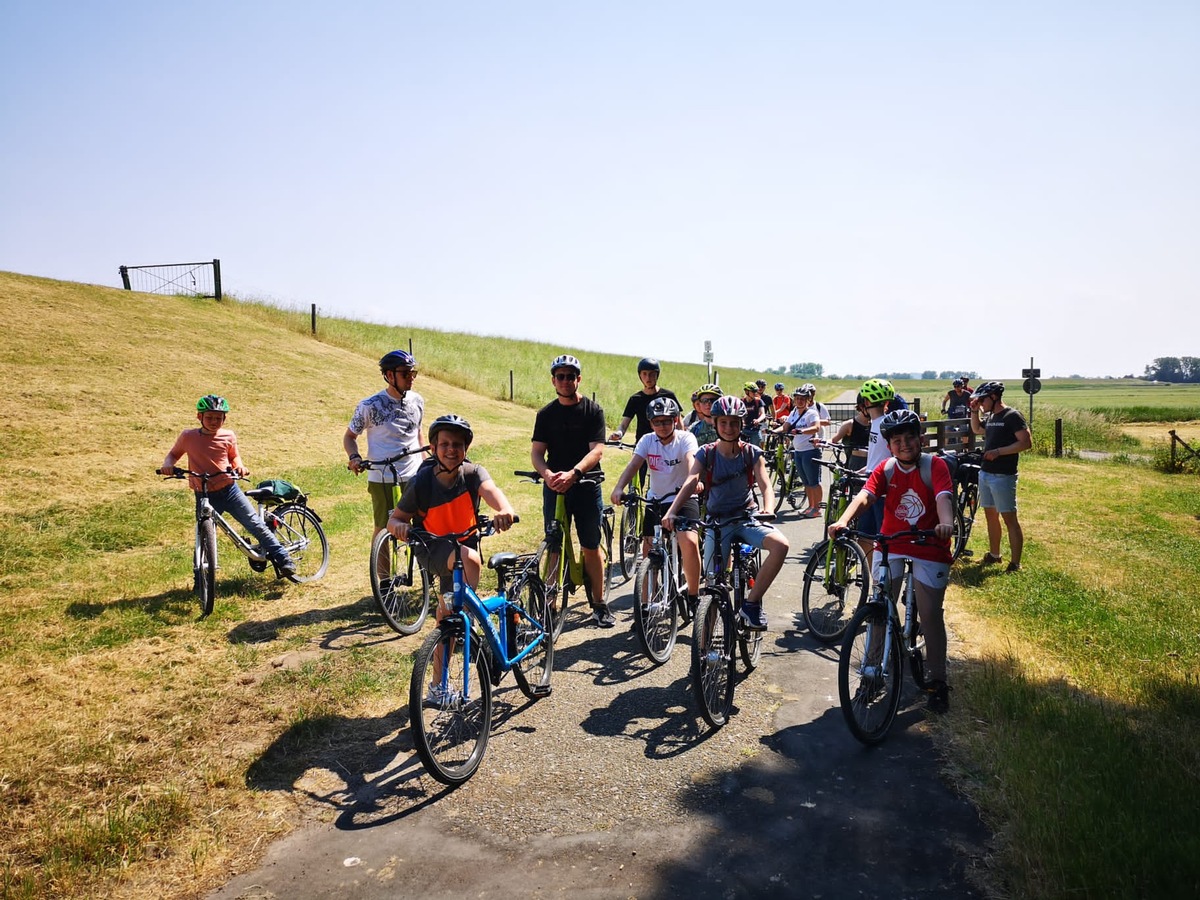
[162,395,296,577]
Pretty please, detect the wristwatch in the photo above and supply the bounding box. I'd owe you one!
[572,467,583,480]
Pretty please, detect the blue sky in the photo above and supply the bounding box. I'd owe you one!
[2,2,1197,379]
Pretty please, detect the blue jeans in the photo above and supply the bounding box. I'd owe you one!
[201,483,289,563]
[702,517,775,576]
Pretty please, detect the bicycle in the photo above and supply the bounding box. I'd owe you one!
[691,512,771,728]
[835,527,939,745]
[623,493,692,664]
[364,445,432,635]
[406,516,554,785]
[156,468,329,616]
[938,449,982,562]
[802,454,870,643]
[513,470,616,638]
[765,428,809,515]
[606,440,643,579]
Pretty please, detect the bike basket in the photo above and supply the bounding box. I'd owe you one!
[255,479,303,503]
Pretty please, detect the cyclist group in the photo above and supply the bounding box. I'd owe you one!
[163,350,1027,727]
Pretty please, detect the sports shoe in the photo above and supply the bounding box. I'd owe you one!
[738,601,768,632]
[1005,562,1022,573]
[926,680,950,714]
[981,552,1003,565]
[422,686,460,710]
[592,603,615,628]
[275,556,298,578]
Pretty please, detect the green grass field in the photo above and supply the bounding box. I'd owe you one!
[2,270,1199,899]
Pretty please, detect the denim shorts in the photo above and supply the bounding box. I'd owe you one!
[979,471,1019,514]
[793,448,822,488]
[702,518,776,575]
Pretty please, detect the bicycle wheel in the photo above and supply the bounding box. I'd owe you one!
[952,486,978,561]
[803,538,869,644]
[196,519,217,617]
[771,456,788,512]
[838,602,902,745]
[600,508,619,603]
[509,574,554,700]
[370,530,430,635]
[275,504,329,582]
[737,553,764,670]
[633,556,678,664]
[619,504,639,578]
[904,574,930,690]
[691,593,735,728]
[541,547,568,641]
[409,624,493,785]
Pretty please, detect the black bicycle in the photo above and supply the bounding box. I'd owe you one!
[365,445,432,634]
[938,449,982,562]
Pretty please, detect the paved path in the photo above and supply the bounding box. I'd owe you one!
[211,499,991,899]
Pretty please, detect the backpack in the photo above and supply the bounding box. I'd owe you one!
[882,454,955,494]
[255,479,302,502]
[702,441,757,493]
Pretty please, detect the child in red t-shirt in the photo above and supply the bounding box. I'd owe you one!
[828,409,955,712]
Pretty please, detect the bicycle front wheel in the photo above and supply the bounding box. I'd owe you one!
[276,504,329,582]
[541,547,568,641]
[633,556,678,665]
[691,593,735,728]
[952,486,977,561]
[803,538,869,644]
[509,574,554,700]
[838,603,902,745]
[409,624,493,785]
[196,519,217,617]
[737,553,764,670]
[370,530,430,635]
[618,505,639,578]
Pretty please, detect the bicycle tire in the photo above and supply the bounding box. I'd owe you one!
[691,593,735,728]
[770,454,787,512]
[904,572,930,690]
[601,509,619,604]
[633,556,678,664]
[409,624,492,785]
[197,518,217,617]
[275,504,329,582]
[802,538,869,644]
[838,602,902,745]
[952,486,978,561]
[370,530,430,635]
[619,504,639,578]
[509,574,554,700]
[737,551,764,670]
[541,547,569,641]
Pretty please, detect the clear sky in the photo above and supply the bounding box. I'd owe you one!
[2,2,1197,379]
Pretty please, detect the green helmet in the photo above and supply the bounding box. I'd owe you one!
[695,383,723,399]
[196,394,230,413]
[859,379,895,404]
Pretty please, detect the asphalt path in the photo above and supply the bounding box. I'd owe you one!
[210,487,992,900]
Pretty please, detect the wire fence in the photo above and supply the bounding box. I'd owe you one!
[120,259,221,299]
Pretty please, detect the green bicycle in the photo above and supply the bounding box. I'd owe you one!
[514,470,617,637]
[764,428,809,514]
[607,440,643,578]
[802,450,870,643]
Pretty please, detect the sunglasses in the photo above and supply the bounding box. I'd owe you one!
[553,372,579,382]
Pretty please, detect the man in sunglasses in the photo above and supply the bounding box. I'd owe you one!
[531,354,612,626]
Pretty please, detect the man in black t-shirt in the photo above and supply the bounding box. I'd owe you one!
[609,357,679,442]
[969,381,1032,572]
[532,354,612,626]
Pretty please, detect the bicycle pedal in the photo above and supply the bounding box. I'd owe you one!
[961,549,974,557]
[530,685,553,698]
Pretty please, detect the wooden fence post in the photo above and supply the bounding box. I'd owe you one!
[311,304,317,336]
[1055,419,1063,457]
[510,370,514,402]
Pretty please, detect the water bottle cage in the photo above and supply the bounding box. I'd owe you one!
[648,547,665,566]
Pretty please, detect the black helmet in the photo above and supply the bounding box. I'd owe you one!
[755,379,767,389]
[379,349,416,371]
[971,381,1004,400]
[647,397,681,419]
[428,414,473,449]
[637,357,661,373]
[880,409,923,440]
[952,377,966,389]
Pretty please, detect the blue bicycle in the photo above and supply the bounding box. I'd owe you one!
[407,516,554,785]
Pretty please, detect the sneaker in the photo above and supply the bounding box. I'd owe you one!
[422,686,460,710]
[981,552,1003,565]
[592,603,616,628]
[1005,562,1022,573]
[275,556,298,578]
[926,680,950,714]
[737,601,768,632]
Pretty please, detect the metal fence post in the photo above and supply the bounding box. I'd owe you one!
[212,259,222,300]
[119,265,131,290]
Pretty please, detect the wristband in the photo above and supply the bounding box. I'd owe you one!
[350,453,362,461]
[572,467,583,480]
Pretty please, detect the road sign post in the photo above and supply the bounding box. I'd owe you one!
[1021,359,1040,425]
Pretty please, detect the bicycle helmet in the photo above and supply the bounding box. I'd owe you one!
[801,383,817,395]
[379,349,416,371]
[742,381,759,393]
[696,383,723,399]
[196,394,230,413]
[711,396,747,419]
[755,379,767,389]
[952,377,966,389]
[647,397,681,420]
[792,386,813,398]
[860,378,895,404]
[550,354,581,375]
[971,380,1004,400]
[428,414,474,449]
[637,357,661,373]
[774,382,785,390]
[880,408,924,440]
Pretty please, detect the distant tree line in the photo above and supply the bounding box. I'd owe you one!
[766,365,978,381]
[1143,357,1200,383]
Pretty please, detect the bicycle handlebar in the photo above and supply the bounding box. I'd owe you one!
[834,526,941,545]
[405,514,521,547]
[156,467,242,481]
[604,440,637,451]
[361,445,431,469]
[514,469,606,485]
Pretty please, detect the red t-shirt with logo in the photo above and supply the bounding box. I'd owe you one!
[863,456,953,563]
